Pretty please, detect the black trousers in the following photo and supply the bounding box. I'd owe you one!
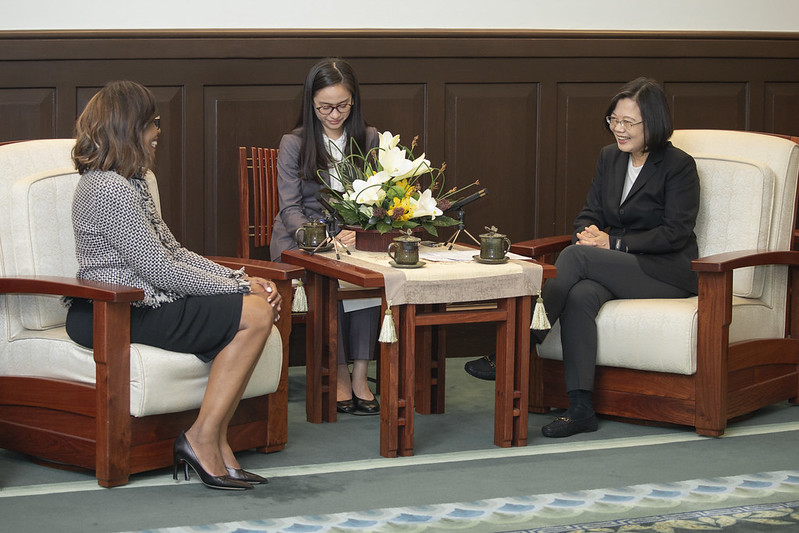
[539,245,692,392]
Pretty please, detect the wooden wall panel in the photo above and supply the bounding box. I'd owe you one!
[204,85,302,257]
[765,83,799,136]
[0,88,55,141]
[445,83,539,243]
[361,83,427,145]
[1,31,798,258]
[667,82,749,131]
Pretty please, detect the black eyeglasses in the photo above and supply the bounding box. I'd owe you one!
[152,116,161,129]
[315,102,353,116]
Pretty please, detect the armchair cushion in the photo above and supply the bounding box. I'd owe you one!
[538,293,779,374]
[2,326,281,417]
[692,155,774,299]
[11,167,80,330]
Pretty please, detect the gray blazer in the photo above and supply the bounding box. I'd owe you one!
[270,126,380,261]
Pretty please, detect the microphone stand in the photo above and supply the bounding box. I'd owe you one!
[446,206,481,249]
[310,193,352,260]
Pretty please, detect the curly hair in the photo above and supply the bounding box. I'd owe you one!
[72,80,158,178]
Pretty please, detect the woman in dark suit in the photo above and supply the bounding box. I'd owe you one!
[540,77,700,437]
[270,58,381,415]
[466,77,700,438]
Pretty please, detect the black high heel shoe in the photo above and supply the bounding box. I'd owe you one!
[226,467,268,485]
[172,432,253,490]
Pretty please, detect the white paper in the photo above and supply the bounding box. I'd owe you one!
[419,249,528,262]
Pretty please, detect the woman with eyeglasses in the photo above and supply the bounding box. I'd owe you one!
[270,58,381,415]
[67,80,281,490]
[466,77,700,438]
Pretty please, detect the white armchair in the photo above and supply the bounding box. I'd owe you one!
[0,139,304,487]
[512,130,799,436]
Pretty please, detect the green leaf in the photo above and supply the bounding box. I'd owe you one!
[422,221,438,237]
[376,220,393,234]
[431,215,459,227]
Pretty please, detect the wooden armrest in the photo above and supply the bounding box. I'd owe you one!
[510,235,571,260]
[206,256,305,281]
[0,275,143,302]
[691,249,799,273]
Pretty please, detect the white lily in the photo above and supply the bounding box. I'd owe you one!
[379,146,414,178]
[410,189,443,219]
[379,131,401,151]
[393,153,432,181]
[350,171,391,206]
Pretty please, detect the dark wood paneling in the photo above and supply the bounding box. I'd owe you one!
[361,83,427,145]
[0,88,55,141]
[2,30,799,257]
[445,83,539,243]
[205,85,302,256]
[765,83,799,136]
[667,82,749,131]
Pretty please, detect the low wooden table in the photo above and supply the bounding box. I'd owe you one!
[282,248,555,458]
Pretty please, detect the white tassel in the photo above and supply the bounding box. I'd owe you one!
[291,280,308,313]
[530,290,551,331]
[378,301,398,343]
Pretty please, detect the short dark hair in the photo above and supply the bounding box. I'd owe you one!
[296,57,369,180]
[604,77,672,152]
[72,80,158,178]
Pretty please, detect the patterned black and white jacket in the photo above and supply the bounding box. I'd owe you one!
[71,170,250,307]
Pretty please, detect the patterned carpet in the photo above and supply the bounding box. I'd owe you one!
[134,470,799,532]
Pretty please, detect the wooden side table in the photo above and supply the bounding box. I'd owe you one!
[282,249,554,457]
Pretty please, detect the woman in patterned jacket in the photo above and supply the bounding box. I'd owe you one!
[65,80,281,491]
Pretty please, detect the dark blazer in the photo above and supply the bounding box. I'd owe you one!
[573,142,700,294]
[269,126,379,261]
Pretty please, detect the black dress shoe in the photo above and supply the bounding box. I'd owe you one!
[464,354,496,381]
[353,394,380,414]
[337,399,356,414]
[226,467,268,485]
[541,414,598,438]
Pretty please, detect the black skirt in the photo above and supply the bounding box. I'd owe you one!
[65,294,243,363]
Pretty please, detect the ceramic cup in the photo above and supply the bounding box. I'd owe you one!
[388,234,420,265]
[479,227,511,260]
[295,221,327,248]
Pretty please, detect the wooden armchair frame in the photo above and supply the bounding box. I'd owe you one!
[510,133,799,436]
[511,237,799,436]
[0,258,303,487]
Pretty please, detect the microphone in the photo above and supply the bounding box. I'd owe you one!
[447,188,487,212]
[316,193,346,224]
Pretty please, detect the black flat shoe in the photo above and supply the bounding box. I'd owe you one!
[172,432,253,490]
[464,354,496,381]
[337,399,356,414]
[541,414,598,438]
[353,394,380,414]
[226,467,268,485]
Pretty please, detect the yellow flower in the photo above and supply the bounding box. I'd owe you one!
[391,196,415,221]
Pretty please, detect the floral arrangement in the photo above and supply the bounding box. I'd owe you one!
[321,131,479,236]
